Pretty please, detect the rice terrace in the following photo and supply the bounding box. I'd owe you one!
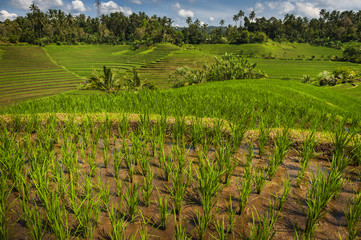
[1,2,361,240]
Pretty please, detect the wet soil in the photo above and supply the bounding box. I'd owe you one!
[2,117,361,240]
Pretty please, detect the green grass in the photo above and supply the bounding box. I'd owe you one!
[45,43,180,77]
[330,83,361,99]
[45,44,212,88]
[197,42,342,60]
[250,58,360,79]
[2,79,361,130]
[0,46,81,104]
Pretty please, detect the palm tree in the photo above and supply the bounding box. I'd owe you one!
[87,66,120,93]
[186,17,192,26]
[250,11,256,22]
[95,0,101,17]
[219,19,225,26]
[233,14,239,27]
[238,10,245,28]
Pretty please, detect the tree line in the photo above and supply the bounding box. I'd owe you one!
[1,4,361,46]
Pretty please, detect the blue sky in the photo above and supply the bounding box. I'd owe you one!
[1,0,361,26]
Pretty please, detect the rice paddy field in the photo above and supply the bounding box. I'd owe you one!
[0,46,81,105]
[1,43,361,240]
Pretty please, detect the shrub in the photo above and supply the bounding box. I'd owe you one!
[83,66,158,93]
[303,68,360,87]
[343,46,361,63]
[169,53,267,87]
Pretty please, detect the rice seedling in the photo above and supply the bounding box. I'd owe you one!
[351,137,361,166]
[344,190,361,240]
[124,147,135,182]
[196,156,225,209]
[45,192,71,240]
[172,116,187,143]
[174,213,189,240]
[116,177,123,197]
[276,177,291,211]
[330,153,352,175]
[258,123,270,157]
[138,212,151,240]
[212,118,224,147]
[159,145,171,181]
[117,115,128,138]
[333,124,355,159]
[166,167,189,215]
[274,128,292,164]
[246,199,280,240]
[103,146,110,168]
[195,204,218,240]
[24,205,45,240]
[238,164,253,215]
[156,190,170,230]
[227,196,237,235]
[297,132,318,185]
[108,204,128,240]
[0,174,14,240]
[229,118,248,152]
[114,150,122,179]
[150,136,157,157]
[304,168,344,239]
[246,141,254,166]
[88,148,97,177]
[139,154,151,177]
[266,153,279,180]
[190,117,204,148]
[215,142,236,184]
[97,177,111,210]
[70,189,100,238]
[124,182,140,221]
[176,139,188,173]
[213,217,229,240]
[138,112,151,136]
[253,166,267,194]
[141,170,154,207]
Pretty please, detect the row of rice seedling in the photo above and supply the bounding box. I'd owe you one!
[3,78,361,133]
[0,112,360,239]
[0,47,81,104]
[45,44,181,79]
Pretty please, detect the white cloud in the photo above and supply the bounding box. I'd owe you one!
[254,3,265,14]
[315,0,361,9]
[267,1,295,14]
[209,17,214,21]
[173,2,181,9]
[295,2,320,18]
[178,9,194,18]
[70,0,86,12]
[173,2,194,18]
[10,0,63,11]
[99,1,132,15]
[0,10,17,21]
[250,1,324,19]
[130,0,142,4]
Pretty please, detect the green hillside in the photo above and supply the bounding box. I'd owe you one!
[0,46,81,104]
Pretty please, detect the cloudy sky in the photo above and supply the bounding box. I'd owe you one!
[1,0,361,25]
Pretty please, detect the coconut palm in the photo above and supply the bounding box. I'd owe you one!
[86,66,121,93]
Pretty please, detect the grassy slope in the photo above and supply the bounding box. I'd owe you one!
[198,43,360,80]
[45,44,212,88]
[45,44,180,77]
[0,46,81,105]
[1,43,360,106]
[2,79,361,130]
[44,42,361,90]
